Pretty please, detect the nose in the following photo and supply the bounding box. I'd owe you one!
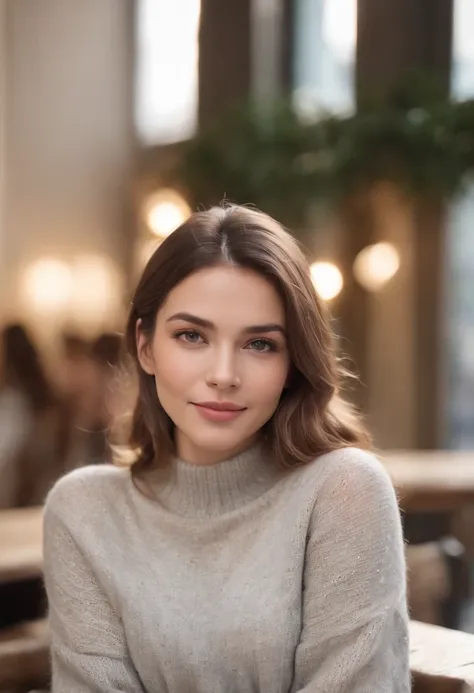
[206,346,241,390]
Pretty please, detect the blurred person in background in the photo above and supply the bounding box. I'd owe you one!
[0,323,68,507]
[64,332,123,468]
[57,332,91,407]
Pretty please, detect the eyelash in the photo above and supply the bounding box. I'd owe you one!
[172,329,279,353]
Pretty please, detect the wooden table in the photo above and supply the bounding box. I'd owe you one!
[410,620,474,691]
[383,450,474,513]
[0,507,43,583]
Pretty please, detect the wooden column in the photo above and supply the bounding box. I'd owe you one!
[353,0,453,448]
[414,198,449,448]
[357,0,452,101]
[198,0,252,128]
[337,193,373,414]
[198,0,293,127]
[281,0,295,92]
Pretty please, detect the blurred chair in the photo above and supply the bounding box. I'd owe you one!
[404,511,471,629]
[407,542,450,625]
[0,618,50,691]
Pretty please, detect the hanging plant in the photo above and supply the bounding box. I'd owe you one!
[176,76,474,228]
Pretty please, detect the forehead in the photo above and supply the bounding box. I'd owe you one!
[159,266,286,325]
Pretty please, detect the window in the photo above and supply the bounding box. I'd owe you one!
[135,0,201,145]
[452,0,474,99]
[293,0,357,115]
[444,0,474,447]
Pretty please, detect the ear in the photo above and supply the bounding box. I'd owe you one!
[136,319,155,376]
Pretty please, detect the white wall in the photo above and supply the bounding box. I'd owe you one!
[1,0,135,334]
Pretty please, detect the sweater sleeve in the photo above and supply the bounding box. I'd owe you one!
[43,501,146,693]
[290,451,410,693]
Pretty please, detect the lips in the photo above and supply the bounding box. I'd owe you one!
[193,401,246,411]
[191,402,247,423]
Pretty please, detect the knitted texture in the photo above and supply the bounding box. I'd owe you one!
[43,446,410,692]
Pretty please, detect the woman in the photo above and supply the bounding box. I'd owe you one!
[0,323,64,507]
[43,205,410,692]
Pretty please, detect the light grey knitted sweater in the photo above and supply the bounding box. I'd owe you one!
[43,445,410,692]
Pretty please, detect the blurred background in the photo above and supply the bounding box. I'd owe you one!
[2,0,474,689]
[1,0,474,453]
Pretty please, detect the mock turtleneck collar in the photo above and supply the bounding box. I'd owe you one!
[142,442,283,519]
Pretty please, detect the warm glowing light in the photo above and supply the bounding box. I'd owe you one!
[310,261,343,301]
[144,189,191,238]
[21,255,123,330]
[353,242,400,292]
[70,255,121,328]
[22,259,72,314]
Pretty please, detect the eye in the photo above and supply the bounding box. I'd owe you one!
[173,329,205,345]
[247,338,277,353]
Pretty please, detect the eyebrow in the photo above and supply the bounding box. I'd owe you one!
[166,312,286,336]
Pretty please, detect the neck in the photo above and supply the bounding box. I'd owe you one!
[142,441,283,519]
[174,434,260,467]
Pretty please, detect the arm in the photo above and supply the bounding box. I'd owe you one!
[43,503,146,693]
[291,452,410,693]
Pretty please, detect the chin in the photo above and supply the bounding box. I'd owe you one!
[189,429,256,455]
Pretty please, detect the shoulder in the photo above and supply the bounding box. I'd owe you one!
[316,446,394,493]
[293,447,400,528]
[44,463,131,526]
[298,451,408,628]
[294,447,394,496]
[291,450,406,590]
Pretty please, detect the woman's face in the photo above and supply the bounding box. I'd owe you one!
[137,265,290,465]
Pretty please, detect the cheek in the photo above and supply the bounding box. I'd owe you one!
[152,343,198,397]
[248,357,289,403]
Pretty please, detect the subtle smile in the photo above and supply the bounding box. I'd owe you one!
[192,402,247,423]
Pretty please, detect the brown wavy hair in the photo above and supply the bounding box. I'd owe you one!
[124,204,371,475]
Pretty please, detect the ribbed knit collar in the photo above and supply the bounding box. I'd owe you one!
[143,442,283,519]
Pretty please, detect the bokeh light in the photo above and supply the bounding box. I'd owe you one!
[144,189,191,238]
[353,242,400,292]
[22,259,72,314]
[310,261,344,301]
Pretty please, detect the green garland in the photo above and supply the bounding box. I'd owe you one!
[176,81,474,228]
